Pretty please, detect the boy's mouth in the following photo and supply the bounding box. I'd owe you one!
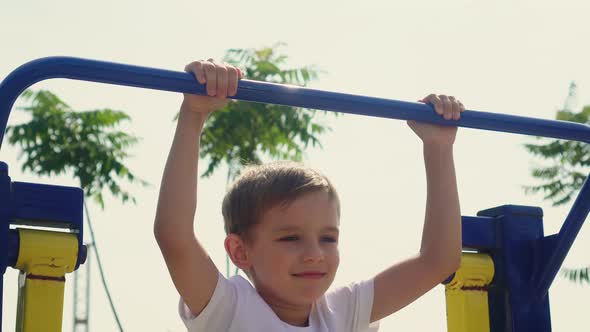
[292,272,326,279]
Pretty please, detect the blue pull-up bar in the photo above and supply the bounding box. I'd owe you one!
[0,56,588,327]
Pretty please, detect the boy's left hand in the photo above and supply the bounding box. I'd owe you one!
[407,94,465,146]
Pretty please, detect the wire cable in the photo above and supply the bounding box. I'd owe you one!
[84,202,124,331]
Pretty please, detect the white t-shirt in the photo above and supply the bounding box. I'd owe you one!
[179,273,380,331]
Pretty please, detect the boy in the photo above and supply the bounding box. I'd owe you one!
[154,59,464,331]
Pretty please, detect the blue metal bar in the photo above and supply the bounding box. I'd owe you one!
[0,161,10,329]
[3,57,590,145]
[0,56,588,300]
[461,216,498,250]
[534,177,590,300]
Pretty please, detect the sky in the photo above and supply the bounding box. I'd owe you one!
[1,0,590,331]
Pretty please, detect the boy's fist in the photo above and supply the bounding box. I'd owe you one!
[182,58,244,114]
[407,94,465,146]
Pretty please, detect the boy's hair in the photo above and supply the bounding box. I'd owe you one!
[222,161,340,241]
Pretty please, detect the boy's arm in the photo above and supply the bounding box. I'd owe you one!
[154,109,219,317]
[154,60,241,317]
[370,95,464,323]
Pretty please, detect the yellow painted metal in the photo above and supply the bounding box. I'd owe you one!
[445,253,495,332]
[15,228,78,276]
[14,228,79,332]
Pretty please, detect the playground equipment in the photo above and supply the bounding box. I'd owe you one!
[1,57,588,331]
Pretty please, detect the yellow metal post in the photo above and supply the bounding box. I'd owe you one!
[445,253,494,332]
[14,228,79,332]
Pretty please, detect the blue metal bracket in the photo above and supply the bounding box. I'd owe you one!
[0,160,85,328]
[1,56,588,331]
[478,205,551,331]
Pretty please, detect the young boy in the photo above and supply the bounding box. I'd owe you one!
[154,59,464,331]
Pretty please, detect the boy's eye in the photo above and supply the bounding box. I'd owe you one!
[321,236,338,243]
[279,236,299,241]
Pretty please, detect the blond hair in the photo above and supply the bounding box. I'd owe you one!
[222,161,340,241]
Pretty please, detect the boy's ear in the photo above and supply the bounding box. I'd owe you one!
[224,234,251,270]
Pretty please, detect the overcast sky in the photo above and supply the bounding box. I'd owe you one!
[1,1,589,331]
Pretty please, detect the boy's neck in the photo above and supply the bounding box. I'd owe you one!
[269,303,312,327]
[252,281,313,327]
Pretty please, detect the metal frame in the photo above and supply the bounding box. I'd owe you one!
[0,166,85,330]
[445,253,494,332]
[1,56,588,331]
[14,228,79,331]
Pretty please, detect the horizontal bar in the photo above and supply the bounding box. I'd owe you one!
[2,57,590,146]
[0,56,588,296]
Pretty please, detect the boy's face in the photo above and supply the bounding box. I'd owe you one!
[245,190,340,306]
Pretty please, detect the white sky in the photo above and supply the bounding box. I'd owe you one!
[1,0,589,331]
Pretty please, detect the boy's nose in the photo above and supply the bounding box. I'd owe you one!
[303,244,325,262]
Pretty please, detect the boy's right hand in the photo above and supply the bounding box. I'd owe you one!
[182,58,244,114]
[157,58,243,318]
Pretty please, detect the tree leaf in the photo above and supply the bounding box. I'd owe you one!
[6,89,149,210]
[178,44,337,180]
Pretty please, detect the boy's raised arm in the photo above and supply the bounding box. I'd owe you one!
[154,59,242,316]
[370,94,464,323]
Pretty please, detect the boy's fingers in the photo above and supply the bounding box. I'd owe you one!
[424,94,443,115]
[424,93,438,101]
[194,61,206,84]
[422,93,465,120]
[216,64,228,99]
[203,61,217,96]
[439,95,453,120]
[184,61,206,84]
[227,66,239,96]
[449,96,461,120]
[184,59,243,98]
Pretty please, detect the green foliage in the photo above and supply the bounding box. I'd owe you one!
[561,267,590,285]
[6,89,148,208]
[188,43,335,179]
[523,82,590,286]
[523,83,590,206]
